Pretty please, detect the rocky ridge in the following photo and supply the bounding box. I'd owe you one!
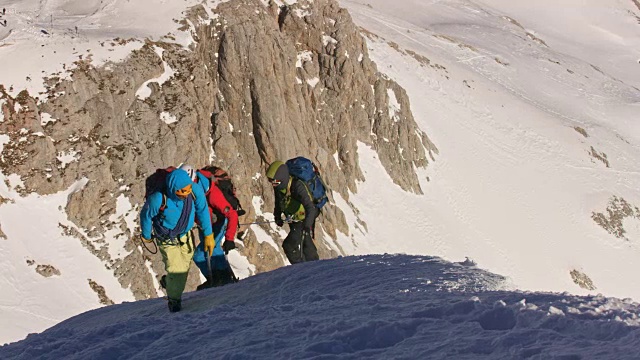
[0,0,437,299]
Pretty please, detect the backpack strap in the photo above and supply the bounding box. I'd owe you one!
[196,169,215,196]
[208,174,217,194]
[201,173,216,197]
[158,193,167,218]
[158,191,195,216]
[287,176,314,202]
[285,177,293,197]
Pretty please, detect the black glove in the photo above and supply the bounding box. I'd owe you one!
[222,240,236,254]
[275,217,284,227]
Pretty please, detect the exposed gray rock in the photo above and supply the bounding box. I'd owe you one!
[36,264,61,278]
[88,279,115,305]
[570,269,596,291]
[589,146,609,168]
[592,196,640,240]
[0,222,6,239]
[0,0,437,300]
[573,126,588,138]
[238,229,285,274]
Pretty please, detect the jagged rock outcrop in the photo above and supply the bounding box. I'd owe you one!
[0,0,437,299]
[35,264,62,278]
[570,269,596,291]
[88,279,115,305]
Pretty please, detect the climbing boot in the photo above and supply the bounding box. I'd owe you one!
[168,298,182,313]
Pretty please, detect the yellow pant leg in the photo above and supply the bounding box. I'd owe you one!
[159,233,194,300]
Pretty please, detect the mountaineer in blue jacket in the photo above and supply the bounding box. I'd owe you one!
[140,168,214,312]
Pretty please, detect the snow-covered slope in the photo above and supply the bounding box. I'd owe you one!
[2,255,640,359]
[0,0,214,98]
[331,0,640,301]
[0,0,226,345]
[0,178,136,345]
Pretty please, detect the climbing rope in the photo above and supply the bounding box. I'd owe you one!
[136,236,158,254]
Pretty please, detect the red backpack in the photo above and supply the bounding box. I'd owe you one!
[199,166,245,216]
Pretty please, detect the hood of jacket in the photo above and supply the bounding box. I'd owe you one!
[266,160,289,192]
[166,169,193,200]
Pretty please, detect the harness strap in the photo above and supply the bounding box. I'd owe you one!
[155,229,193,247]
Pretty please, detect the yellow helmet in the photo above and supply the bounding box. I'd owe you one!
[266,161,289,190]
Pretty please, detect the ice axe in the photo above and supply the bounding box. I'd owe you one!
[206,247,214,286]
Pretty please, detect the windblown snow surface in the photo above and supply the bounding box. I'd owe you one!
[2,254,640,359]
[2,0,640,350]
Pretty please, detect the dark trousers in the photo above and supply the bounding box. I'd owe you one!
[282,221,319,264]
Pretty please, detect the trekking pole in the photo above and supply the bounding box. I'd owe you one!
[206,248,213,284]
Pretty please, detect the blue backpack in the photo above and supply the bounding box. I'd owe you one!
[286,157,328,209]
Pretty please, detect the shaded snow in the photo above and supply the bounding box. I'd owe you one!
[1,255,640,358]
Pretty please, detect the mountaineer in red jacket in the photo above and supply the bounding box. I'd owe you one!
[179,165,239,288]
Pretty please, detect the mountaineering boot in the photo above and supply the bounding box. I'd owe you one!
[196,270,221,290]
[168,298,182,313]
[196,279,212,291]
[196,269,234,290]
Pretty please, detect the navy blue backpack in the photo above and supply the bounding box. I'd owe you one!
[286,157,328,209]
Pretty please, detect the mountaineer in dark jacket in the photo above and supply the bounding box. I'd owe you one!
[266,160,319,264]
